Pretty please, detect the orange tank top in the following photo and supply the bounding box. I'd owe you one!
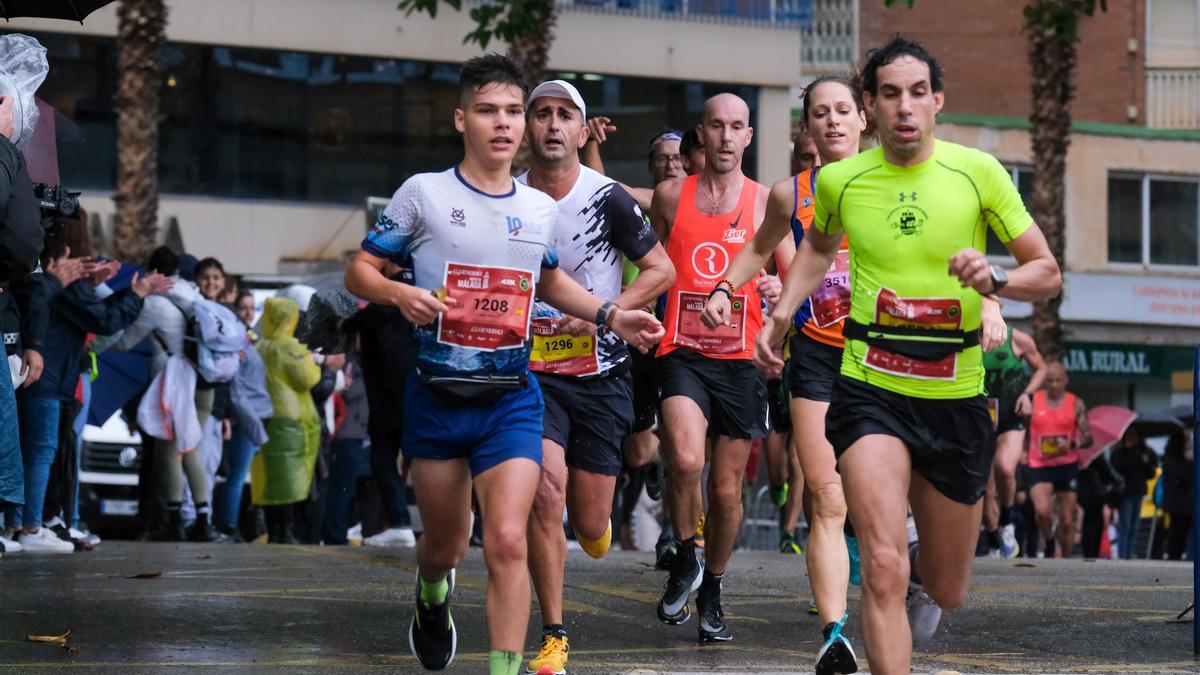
[1028,391,1079,468]
[792,168,850,349]
[659,175,763,360]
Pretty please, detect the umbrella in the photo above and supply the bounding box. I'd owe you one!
[1131,408,1187,439]
[0,0,115,21]
[88,345,152,426]
[1078,405,1138,468]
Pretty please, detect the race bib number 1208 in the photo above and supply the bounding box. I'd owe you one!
[437,262,534,351]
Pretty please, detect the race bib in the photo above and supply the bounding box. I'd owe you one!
[1039,434,1070,459]
[529,317,599,376]
[673,290,746,355]
[987,398,1000,431]
[436,262,534,352]
[809,249,851,328]
[862,288,961,381]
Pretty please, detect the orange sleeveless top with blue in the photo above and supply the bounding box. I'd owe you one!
[659,175,764,361]
[792,168,850,349]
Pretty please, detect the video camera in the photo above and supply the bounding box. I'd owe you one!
[32,183,80,244]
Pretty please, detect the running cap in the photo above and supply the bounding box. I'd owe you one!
[527,79,586,118]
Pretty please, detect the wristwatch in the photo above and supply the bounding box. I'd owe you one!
[988,264,1008,294]
[594,301,618,327]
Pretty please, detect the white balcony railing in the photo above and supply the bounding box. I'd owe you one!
[1146,67,1200,129]
[553,0,857,70]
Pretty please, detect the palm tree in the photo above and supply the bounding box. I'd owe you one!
[113,0,168,262]
[889,0,1106,361]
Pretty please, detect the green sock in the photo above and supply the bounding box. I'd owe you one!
[418,576,448,605]
[488,650,521,675]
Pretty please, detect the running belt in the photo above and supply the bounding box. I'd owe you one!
[842,318,980,361]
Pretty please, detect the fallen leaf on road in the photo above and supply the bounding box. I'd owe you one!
[26,630,70,645]
[196,554,212,560]
[124,571,162,579]
[1013,562,1036,568]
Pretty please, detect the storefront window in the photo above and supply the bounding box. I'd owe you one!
[17,31,758,205]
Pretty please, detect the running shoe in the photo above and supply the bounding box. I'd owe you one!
[769,483,789,509]
[905,581,942,646]
[845,534,861,586]
[574,522,611,559]
[657,546,703,624]
[807,599,819,616]
[999,524,1020,559]
[527,631,568,675]
[695,576,732,643]
[409,569,457,670]
[644,461,664,502]
[654,534,677,571]
[694,514,706,550]
[815,615,858,675]
[779,531,803,555]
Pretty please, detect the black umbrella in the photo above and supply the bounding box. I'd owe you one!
[0,0,115,21]
[1131,408,1187,439]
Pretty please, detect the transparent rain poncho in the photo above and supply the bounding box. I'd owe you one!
[0,34,48,150]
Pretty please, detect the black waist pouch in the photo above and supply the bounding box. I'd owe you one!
[419,369,528,406]
[843,319,980,361]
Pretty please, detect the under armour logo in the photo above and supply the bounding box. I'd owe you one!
[899,192,917,202]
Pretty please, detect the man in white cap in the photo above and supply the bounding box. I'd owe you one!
[518,79,675,675]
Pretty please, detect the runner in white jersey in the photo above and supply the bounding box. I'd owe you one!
[517,80,675,675]
[344,55,664,675]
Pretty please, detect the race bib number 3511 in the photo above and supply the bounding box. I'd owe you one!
[437,262,534,351]
[809,249,851,328]
[862,287,961,381]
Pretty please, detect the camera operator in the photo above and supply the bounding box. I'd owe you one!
[0,94,63,549]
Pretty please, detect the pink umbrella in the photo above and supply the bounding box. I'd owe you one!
[1077,405,1137,468]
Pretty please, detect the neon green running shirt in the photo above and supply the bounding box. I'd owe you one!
[813,140,1033,399]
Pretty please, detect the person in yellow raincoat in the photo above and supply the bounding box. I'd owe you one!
[251,296,321,543]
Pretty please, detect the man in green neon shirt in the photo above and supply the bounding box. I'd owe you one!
[746,37,1061,673]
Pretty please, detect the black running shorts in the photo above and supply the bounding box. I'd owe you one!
[658,348,767,440]
[988,395,1027,436]
[825,376,995,505]
[1028,463,1079,493]
[786,332,843,403]
[767,378,790,434]
[628,348,659,433]
[536,372,634,477]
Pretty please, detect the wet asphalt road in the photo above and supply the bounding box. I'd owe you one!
[0,541,1195,673]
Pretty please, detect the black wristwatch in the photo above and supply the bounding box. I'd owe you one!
[594,301,618,327]
[988,264,1008,294]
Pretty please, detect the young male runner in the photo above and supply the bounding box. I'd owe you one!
[343,55,664,675]
[751,38,1060,673]
[1028,360,1092,558]
[982,326,1046,558]
[518,79,675,675]
[650,92,790,642]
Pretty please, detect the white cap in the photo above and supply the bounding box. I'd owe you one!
[526,79,586,118]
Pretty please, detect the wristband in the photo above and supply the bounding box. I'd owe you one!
[707,286,733,302]
[717,278,736,295]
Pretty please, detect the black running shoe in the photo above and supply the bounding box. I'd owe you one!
[409,570,457,670]
[815,616,858,674]
[654,533,677,571]
[695,577,732,643]
[657,547,702,624]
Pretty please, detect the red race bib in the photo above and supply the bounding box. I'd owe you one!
[862,288,961,381]
[673,290,746,356]
[529,317,599,376]
[437,262,534,352]
[809,249,851,328]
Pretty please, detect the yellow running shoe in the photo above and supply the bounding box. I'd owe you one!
[527,633,569,675]
[574,522,611,559]
[695,513,706,550]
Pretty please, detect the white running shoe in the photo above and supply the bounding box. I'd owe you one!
[19,528,75,554]
[906,582,942,646]
[365,527,417,548]
[347,522,363,544]
[0,533,21,553]
[999,524,1019,559]
[70,528,101,546]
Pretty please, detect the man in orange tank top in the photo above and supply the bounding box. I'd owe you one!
[647,93,794,643]
[1027,361,1093,558]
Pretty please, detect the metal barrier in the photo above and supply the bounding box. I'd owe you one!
[739,483,779,551]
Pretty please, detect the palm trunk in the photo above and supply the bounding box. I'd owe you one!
[113,0,168,262]
[508,0,557,174]
[1027,7,1075,362]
